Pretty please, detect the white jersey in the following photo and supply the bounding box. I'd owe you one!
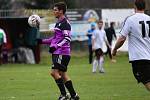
[120,13,150,61]
[92,29,107,50]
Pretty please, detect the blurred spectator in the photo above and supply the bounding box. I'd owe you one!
[105,22,117,62]
[25,27,40,64]
[2,45,8,64]
[0,28,7,64]
[86,22,96,64]
[11,32,25,63]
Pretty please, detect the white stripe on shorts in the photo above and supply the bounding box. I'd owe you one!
[58,55,62,64]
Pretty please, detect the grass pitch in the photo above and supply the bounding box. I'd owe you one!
[0,52,149,100]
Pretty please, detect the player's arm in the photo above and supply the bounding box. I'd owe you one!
[92,32,96,51]
[37,27,57,44]
[38,27,62,44]
[112,17,130,56]
[49,27,61,33]
[113,29,117,39]
[112,35,126,56]
[57,30,71,47]
[41,36,54,44]
[104,31,111,48]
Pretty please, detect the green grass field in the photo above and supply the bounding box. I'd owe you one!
[0,52,149,100]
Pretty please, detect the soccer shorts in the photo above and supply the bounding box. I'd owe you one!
[131,60,150,84]
[52,54,71,72]
[95,48,103,59]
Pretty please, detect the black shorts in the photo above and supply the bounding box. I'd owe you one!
[52,54,71,72]
[95,48,103,59]
[131,60,150,84]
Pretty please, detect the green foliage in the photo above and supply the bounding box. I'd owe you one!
[0,53,149,100]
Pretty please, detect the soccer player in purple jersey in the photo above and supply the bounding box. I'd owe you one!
[38,2,79,100]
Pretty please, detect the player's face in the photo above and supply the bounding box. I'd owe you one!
[53,7,61,18]
[98,22,103,29]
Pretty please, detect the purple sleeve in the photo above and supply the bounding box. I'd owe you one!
[57,30,71,47]
[42,36,53,44]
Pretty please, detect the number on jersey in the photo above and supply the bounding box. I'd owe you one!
[139,21,150,38]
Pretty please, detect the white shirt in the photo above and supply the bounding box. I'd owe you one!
[120,13,150,61]
[92,29,107,50]
[0,28,7,43]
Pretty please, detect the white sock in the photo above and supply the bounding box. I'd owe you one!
[99,56,105,72]
[92,59,98,73]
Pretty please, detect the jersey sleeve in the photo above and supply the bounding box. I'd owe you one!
[120,18,131,37]
[42,36,54,44]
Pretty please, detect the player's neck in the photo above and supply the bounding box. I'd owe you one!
[58,15,65,21]
[136,10,144,13]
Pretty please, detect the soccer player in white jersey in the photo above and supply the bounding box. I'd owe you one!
[112,0,150,91]
[92,20,110,73]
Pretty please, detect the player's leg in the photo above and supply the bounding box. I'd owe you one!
[50,69,67,97]
[92,59,98,73]
[92,50,98,73]
[61,72,79,99]
[59,55,79,100]
[99,56,105,73]
[143,61,150,91]
[131,60,150,92]
[97,49,105,73]
[89,45,93,64]
[51,54,67,99]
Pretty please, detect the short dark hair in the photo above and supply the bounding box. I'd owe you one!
[54,2,67,14]
[97,20,103,24]
[110,22,115,27]
[135,0,145,10]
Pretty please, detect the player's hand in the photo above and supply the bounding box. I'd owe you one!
[49,28,55,33]
[49,46,57,53]
[36,38,42,44]
[112,49,117,56]
[36,20,40,28]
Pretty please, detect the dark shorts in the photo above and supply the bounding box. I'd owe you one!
[52,54,71,72]
[131,60,150,84]
[95,48,103,59]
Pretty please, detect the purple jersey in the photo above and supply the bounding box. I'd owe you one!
[42,18,71,55]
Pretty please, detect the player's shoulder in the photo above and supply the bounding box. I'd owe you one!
[61,18,70,25]
[129,13,150,20]
[143,13,150,18]
[60,18,71,30]
[124,14,136,22]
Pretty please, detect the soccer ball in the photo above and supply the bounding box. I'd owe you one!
[28,14,41,27]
